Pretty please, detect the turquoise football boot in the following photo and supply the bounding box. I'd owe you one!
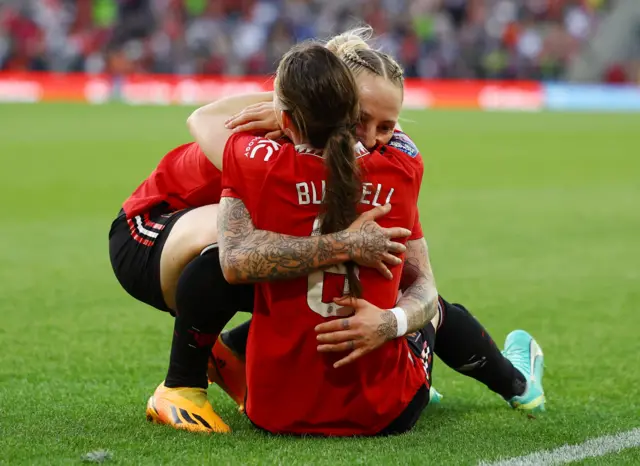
[429,386,443,405]
[501,330,545,413]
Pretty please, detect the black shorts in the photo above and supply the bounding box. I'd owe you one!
[377,304,442,436]
[108,203,192,314]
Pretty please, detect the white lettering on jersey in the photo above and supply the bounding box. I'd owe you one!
[297,181,394,206]
[372,183,383,206]
[361,183,373,204]
[307,215,356,318]
[361,183,394,206]
[296,182,310,205]
[311,180,325,204]
[385,188,395,205]
[296,181,326,205]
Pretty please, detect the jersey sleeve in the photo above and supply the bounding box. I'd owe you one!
[392,131,424,241]
[409,208,424,241]
[388,130,420,159]
[221,133,281,201]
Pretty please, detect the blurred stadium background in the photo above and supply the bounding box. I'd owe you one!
[1,1,639,465]
[1,0,640,109]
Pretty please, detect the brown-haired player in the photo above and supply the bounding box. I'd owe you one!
[200,41,438,435]
[216,26,546,423]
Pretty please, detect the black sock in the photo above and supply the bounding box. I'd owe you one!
[165,246,250,389]
[434,297,526,400]
[221,319,251,357]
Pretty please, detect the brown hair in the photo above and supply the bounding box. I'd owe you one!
[325,26,404,92]
[276,42,362,296]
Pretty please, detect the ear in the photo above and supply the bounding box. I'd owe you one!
[280,110,296,141]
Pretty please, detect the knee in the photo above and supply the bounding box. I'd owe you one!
[166,207,220,259]
[175,248,227,312]
[194,220,218,250]
[175,222,218,255]
[174,247,253,318]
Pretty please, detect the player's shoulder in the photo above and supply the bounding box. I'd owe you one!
[382,131,423,175]
[229,133,288,163]
[386,130,421,159]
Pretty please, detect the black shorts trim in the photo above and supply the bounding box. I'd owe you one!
[108,203,192,314]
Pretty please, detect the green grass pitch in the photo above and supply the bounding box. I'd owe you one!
[0,103,638,465]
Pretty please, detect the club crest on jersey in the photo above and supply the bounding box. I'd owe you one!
[245,138,281,161]
[388,132,419,158]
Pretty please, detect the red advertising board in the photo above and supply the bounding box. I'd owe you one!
[403,79,543,110]
[0,72,543,111]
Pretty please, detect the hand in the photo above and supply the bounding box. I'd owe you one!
[225,101,284,140]
[346,204,411,280]
[315,296,398,368]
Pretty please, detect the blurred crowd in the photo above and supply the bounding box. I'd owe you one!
[0,0,633,82]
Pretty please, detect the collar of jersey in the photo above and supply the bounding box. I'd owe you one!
[295,144,323,156]
[295,142,371,159]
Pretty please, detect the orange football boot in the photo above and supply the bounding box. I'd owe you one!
[146,382,231,433]
[208,336,247,412]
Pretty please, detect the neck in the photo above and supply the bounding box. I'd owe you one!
[288,131,305,146]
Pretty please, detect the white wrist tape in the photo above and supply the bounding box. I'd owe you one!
[389,307,408,337]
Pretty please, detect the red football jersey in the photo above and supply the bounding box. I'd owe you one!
[122,142,222,219]
[221,132,427,436]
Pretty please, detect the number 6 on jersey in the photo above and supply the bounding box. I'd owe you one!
[306,216,358,318]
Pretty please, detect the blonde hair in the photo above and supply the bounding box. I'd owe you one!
[325,26,373,56]
[325,26,404,89]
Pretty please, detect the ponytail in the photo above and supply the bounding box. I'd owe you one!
[321,127,362,298]
[275,43,362,296]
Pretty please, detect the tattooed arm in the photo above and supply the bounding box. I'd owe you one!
[395,237,439,334]
[218,197,411,284]
[314,237,438,368]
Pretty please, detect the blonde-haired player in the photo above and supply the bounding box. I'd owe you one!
[219,25,546,415]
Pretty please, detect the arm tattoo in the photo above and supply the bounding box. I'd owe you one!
[376,310,398,341]
[349,220,388,268]
[218,198,352,283]
[397,238,439,333]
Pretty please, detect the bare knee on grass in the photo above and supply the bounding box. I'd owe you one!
[160,204,219,310]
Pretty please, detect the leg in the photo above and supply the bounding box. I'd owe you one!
[152,206,255,432]
[148,246,254,433]
[220,319,251,358]
[109,206,185,314]
[153,204,251,391]
[110,204,245,433]
[165,245,253,389]
[159,204,220,311]
[110,204,223,314]
[209,319,252,410]
[434,297,524,399]
[434,297,545,412]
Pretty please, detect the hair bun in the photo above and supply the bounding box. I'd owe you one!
[325,26,373,57]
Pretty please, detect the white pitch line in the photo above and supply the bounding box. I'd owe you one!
[480,428,640,466]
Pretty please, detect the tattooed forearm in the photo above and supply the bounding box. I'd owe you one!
[376,309,399,341]
[218,198,353,283]
[397,238,439,333]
